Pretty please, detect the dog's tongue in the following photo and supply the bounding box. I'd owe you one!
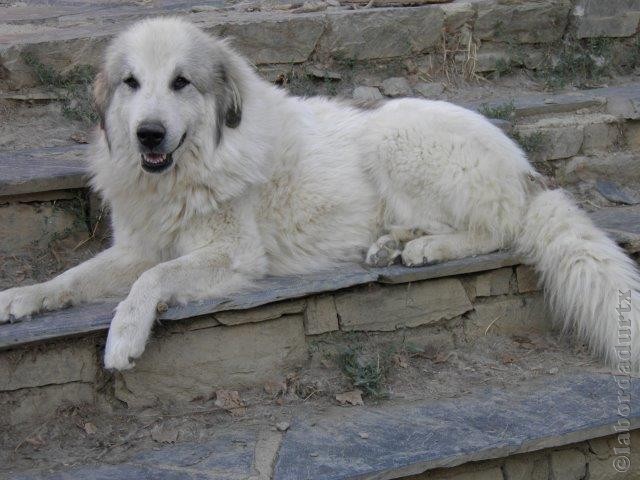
[145,153,166,164]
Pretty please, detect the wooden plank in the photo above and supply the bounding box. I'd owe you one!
[0,145,88,197]
[273,373,640,480]
[374,251,521,284]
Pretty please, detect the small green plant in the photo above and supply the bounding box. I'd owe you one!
[512,131,547,155]
[22,53,98,124]
[339,346,390,398]
[332,50,356,71]
[622,36,640,72]
[323,77,338,97]
[494,58,512,77]
[539,38,611,89]
[278,69,317,97]
[479,100,516,120]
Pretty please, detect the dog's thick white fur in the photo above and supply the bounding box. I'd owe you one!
[0,18,638,371]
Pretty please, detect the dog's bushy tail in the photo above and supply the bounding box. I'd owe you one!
[516,189,640,370]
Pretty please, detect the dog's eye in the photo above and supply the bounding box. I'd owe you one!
[124,76,139,89]
[171,76,190,91]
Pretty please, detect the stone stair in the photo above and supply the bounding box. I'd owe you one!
[8,374,640,480]
[2,1,640,479]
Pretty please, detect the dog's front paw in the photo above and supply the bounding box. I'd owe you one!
[0,285,46,323]
[104,300,155,370]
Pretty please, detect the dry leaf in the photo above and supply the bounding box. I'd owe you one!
[335,390,364,406]
[512,335,535,350]
[264,380,286,396]
[151,425,179,443]
[392,354,409,368]
[70,131,89,144]
[415,344,439,360]
[501,354,517,365]
[215,389,246,416]
[320,357,334,369]
[433,352,449,364]
[83,422,98,435]
[24,435,45,447]
[512,335,531,344]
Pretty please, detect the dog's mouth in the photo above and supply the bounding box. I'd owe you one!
[140,133,186,173]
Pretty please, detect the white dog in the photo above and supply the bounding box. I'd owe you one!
[0,18,638,371]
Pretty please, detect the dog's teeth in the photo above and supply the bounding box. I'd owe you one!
[145,154,166,164]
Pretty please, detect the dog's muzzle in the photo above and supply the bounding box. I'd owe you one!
[140,133,186,173]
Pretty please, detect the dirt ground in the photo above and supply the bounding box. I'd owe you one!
[1,321,603,476]
[0,232,109,291]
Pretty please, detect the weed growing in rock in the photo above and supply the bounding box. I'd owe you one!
[479,100,516,120]
[493,58,513,78]
[512,131,547,155]
[339,346,391,398]
[22,53,97,124]
[539,38,612,89]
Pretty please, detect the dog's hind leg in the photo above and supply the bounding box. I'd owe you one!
[365,221,454,267]
[365,227,423,267]
[400,232,501,267]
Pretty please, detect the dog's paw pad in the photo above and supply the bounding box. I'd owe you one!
[365,236,402,267]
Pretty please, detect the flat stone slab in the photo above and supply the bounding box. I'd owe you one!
[1,0,232,25]
[274,373,640,480]
[0,264,377,350]
[469,82,640,120]
[374,250,520,284]
[591,204,640,253]
[10,427,263,480]
[0,145,87,196]
[0,253,523,350]
[10,373,640,479]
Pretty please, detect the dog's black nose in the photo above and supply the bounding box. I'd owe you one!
[137,122,166,149]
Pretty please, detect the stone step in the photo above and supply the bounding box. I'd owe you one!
[514,112,623,163]
[0,203,638,424]
[2,0,637,93]
[7,373,640,479]
[0,205,637,353]
[0,251,518,351]
[0,1,462,90]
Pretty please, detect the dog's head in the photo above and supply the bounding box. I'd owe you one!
[94,18,244,174]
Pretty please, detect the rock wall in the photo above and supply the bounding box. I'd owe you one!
[2,0,640,91]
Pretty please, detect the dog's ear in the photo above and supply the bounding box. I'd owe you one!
[92,69,110,130]
[213,47,244,144]
[219,64,242,129]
